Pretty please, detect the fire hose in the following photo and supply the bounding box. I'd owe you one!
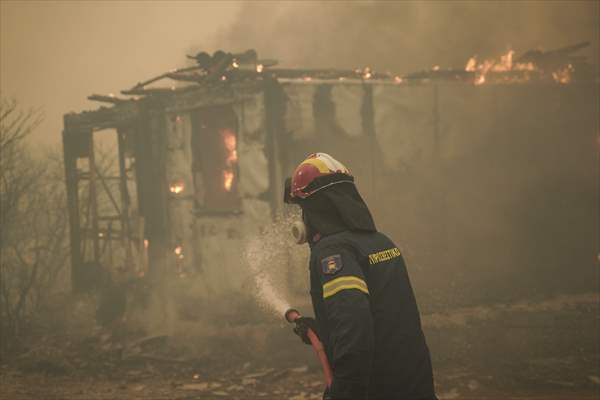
[285,308,333,388]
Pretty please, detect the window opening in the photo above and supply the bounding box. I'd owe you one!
[190,105,241,212]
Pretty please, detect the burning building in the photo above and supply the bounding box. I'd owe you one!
[62,47,597,304]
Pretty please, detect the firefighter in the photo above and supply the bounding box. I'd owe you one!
[284,153,437,400]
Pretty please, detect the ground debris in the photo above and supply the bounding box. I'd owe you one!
[290,365,309,373]
[1,292,597,399]
[588,375,600,385]
[242,367,276,379]
[181,382,210,391]
[242,377,257,385]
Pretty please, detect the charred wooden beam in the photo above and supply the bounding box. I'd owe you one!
[166,72,205,83]
[402,69,474,81]
[517,41,590,71]
[117,128,133,272]
[64,101,140,131]
[88,132,100,262]
[121,86,194,96]
[88,94,127,104]
[187,49,263,69]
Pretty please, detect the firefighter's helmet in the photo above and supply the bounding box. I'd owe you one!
[287,153,353,201]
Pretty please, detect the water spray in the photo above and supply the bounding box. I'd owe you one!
[245,217,332,386]
[284,308,333,387]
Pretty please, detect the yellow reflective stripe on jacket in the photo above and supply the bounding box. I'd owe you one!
[323,276,369,299]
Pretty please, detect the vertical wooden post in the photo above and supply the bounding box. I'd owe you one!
[88,131,100,262]
[117,129,132,270]
[62,122,83,292]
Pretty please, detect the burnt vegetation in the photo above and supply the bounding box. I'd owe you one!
[0,98,69,355]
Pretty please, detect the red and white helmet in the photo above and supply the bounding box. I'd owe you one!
[289,153,353,200]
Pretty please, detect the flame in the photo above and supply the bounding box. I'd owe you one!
[232,60,239,68]
[465,50,538,85]
[221,129,238,166]
[514,62,536,71]
[143,239,149,249]
[174,245,184,260]
[362,67,372,80]
[256,64,264,73]
[169,181,185,194]
[475,72,487,85]
[464,49,575,85]
[552,64,574,84]
[465,57,477,72]
[223,170,234,192]
[432,65,440,71]
[221,129,237,192]
[394,76,403,84]
[497,50,514,71]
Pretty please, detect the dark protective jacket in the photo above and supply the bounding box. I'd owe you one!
[309,230,437,400]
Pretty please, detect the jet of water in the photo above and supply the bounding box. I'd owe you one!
[243,216,299,318]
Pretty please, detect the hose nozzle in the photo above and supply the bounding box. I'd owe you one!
[284,308,301,323]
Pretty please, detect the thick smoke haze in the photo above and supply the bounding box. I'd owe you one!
[2,1,597,149]
[218,1,599,72]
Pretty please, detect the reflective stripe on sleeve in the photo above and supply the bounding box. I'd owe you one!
[322,276,369,299]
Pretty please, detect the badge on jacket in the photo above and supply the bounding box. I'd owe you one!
[321,254,343,275]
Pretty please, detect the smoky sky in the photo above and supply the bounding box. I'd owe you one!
[1,1,597,149]
[218,1,599,73]
[0,1,241,148]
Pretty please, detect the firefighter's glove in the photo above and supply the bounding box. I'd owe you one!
[293,317,319,345]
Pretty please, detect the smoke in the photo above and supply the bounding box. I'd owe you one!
[217,1,598,73]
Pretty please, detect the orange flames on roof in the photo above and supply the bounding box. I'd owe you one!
[552,64,574,84]
[465,50,537,85]
[464,49,574,85]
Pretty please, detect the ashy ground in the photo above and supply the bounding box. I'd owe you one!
[0,292,598,400]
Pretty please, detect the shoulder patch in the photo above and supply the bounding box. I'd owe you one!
[321,254,343,275]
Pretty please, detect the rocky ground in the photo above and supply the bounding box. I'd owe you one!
[0,292,598,400]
